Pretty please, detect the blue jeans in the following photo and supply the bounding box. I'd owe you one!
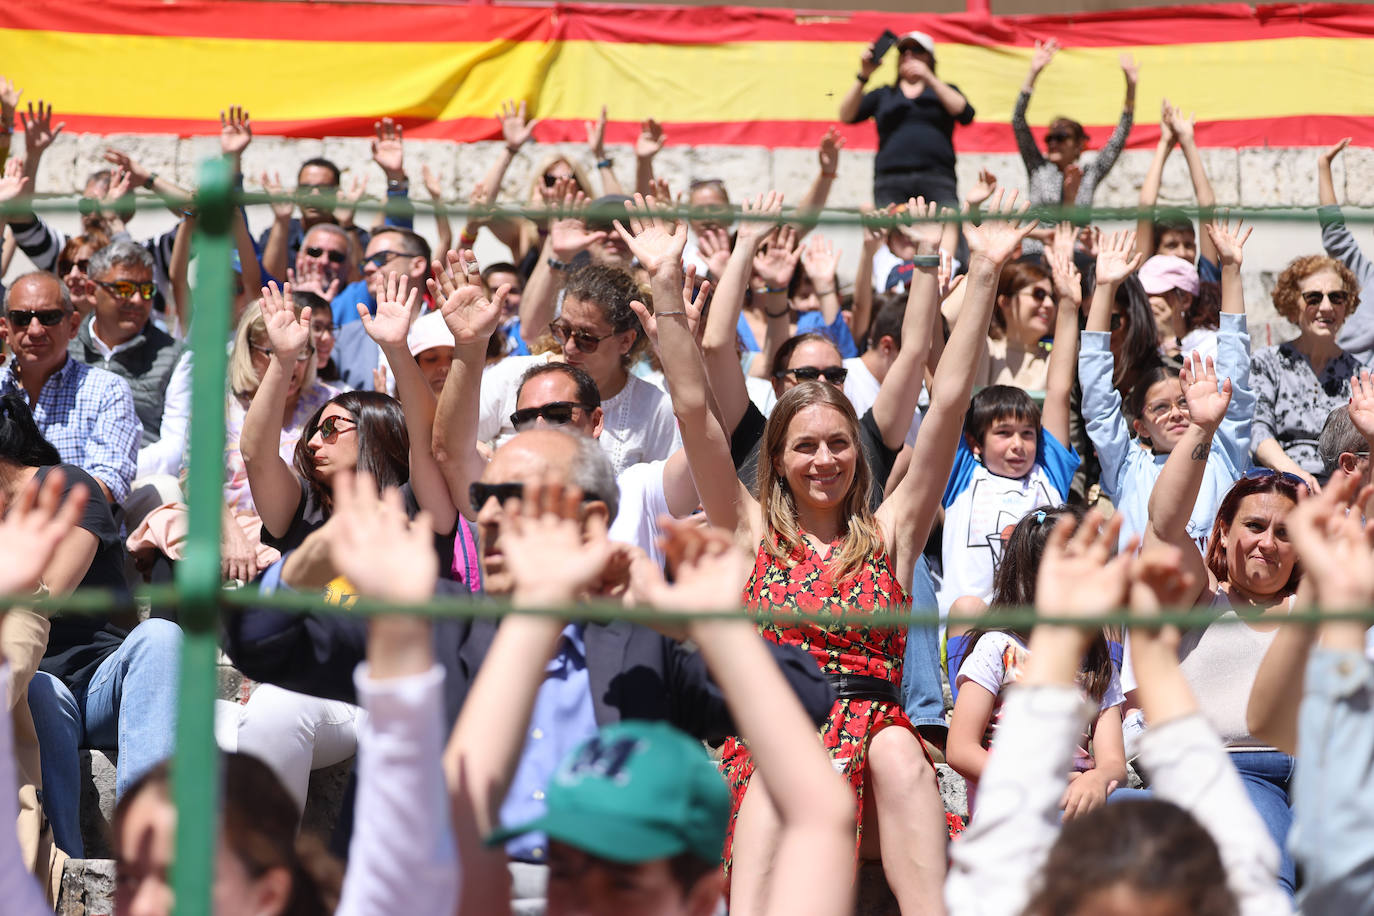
[1230,750,1296,898]
[29,618,182,857]
[902,554,946,734]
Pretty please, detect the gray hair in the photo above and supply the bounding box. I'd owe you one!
[1319,405,1369,474]
[303,222,352,250]
[564,431,619,524]
[88,239,154,280]
[3,272,73,314]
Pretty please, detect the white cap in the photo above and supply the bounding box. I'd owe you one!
[406,309,456,357]
[899,30,936,57]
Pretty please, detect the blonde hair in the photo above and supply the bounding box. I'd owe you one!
[527,154,595,202]
[757,382,884,581]
[228,300,319,402]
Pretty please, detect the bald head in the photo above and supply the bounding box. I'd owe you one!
[4,272,72,314]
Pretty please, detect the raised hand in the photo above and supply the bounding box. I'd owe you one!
[1047,225,1082,307]
[422,163,445,201]
[1094,229,1142,285]
[585,105,608,160]
[1163,101,1196,146]
[1348,369,1374,442]
[632,517,753,613]
[696,226,732,278]
[1180,353,1231,431]
[21,100,64,159]
[1158,99,1177,147]
[1120,52,1140,86]
[0,75,21,127]
[0,157,30,203]
[498,99,538,150]
[1126,543,1195,654]
[259,281,312,360]
[753,224,802,291]
[1204,214,1252,268]
[963,188,1035,265]
[334,173,367,225]
[103,148,151,190]
[1061,162,1084,205]
[736,191,784,248]
[1321,137,1352,166]
[896,196,942,252]
[1029,38,1060,76]
[965,168,997,208]
[329,471,438,603]
[371,117,405,179]
[635,118,665,159]
[629,265,711,351]
[614,193,686,278]
[1286,470,1374,612]
[464,183,496,231]
[858,40,880,79]
[287,261,341,302]
[500,478,616,606]
[1035,510,1134,621]
[549,191,607,260]
[433,252,508,345]
[219,105,252,157]
[801,235,841,285]
[99,168,132,229]
[817,127,845,176]
[360,273,418,348]
[0,470,88,597]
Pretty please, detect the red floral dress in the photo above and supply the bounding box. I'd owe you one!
[719,537,930,867]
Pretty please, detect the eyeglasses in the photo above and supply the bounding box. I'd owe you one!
[298,182,336,197]
[549,320,616,354]
[542,173,564,188]
[1143,397,1189,420]
[310,322,337,336]
[58,258,90,276]
[1021,287,1053,303]
[250,343,315,363]
[363,250,412,269]
[304,246,348,265]
[1045,131,1075,143]
[1301,290,1351,308]
[6,309,68,328]
[774,366,848,385]
[468,481,601,516]
[510,401,590,431]
[96,280,157,300]
[1244,467,1310,492]
[315,415,357,441]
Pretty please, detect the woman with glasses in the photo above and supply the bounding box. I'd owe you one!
[973,259,1060,389]
[1080,224,1253,553]
[1251,254,1367,490]
[1014,39,1137,224]
[1141,354,1314,900]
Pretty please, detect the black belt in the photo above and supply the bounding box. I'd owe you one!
[827,673,901,705]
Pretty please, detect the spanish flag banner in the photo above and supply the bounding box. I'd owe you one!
[3,1,1370,151]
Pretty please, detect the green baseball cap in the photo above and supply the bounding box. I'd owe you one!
[486,720,730,864]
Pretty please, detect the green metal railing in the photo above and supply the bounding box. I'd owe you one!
[12,167,1374,914]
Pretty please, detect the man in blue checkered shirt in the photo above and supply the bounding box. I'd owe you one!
[1,273,140,503]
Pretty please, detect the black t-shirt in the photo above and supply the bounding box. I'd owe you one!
[850,83,975,177]
[37,464,134,696]
[729,403,898,512]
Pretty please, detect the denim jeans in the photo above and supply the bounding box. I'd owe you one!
[1230,749,1296,897]
[902,554,946,733]
[29,618,182,857]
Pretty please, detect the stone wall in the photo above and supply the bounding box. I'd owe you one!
[17,132,1364,346]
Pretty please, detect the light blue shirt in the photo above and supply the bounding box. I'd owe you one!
[1078,310,1254,552]
[498,623,598,862]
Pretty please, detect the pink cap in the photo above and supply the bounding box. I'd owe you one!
[1138,255,1199,297]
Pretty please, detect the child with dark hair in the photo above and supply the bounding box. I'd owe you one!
[935,242,1083,618]
[945,506,1129,818]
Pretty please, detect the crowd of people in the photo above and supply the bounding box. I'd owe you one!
[1,28,1374,915]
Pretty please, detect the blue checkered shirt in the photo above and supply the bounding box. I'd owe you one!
[1,357,141,503]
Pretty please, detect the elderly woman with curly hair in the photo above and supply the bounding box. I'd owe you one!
[1250,255,1367,489]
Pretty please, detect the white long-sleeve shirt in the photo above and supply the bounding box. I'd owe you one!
[0,665,59,916]
[946,684,1290,916]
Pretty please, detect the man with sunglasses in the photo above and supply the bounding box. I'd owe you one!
[291,223,353,321]
[0,273,140,504]
[69,241,191,487]
[331,228,434,391]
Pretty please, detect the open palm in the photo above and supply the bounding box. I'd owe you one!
[1180,354,1231,428]
[261,282,311,355]
[1035,511,1132,620]
[614,194,685,278]
[359,273,417,348]
[0,471,89,596]
[441,285,505,346]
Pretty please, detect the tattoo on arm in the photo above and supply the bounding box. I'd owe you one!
[1191,441,1211,461]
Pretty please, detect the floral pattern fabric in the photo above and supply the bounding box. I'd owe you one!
[1251,342,1366,476]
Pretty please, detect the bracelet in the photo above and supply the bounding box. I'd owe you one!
[764,304,791,318]
[911,254,941,267]
[547,256,568,272]
[143,172,157,191]
[655,310,687,319]
[821,171,837,179]
[596,157,614,169]
[762,284,788,294]
[856,73,870,84]
[813,287,836,296]
[459,229,477,246]
[505,143,522,155]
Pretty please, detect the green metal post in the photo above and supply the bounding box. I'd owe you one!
[170,157,234,915]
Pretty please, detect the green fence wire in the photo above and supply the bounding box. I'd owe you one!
[14,169,1374,914]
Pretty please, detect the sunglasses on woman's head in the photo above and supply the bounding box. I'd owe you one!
[304,246,348,265]
[510,401,586,431]
[468,481,601,515]
[775,366,848,385]
[549,320,615,354]
[316,415,357,440]
[1301,290,1350,308]
[1243,467,1310,493]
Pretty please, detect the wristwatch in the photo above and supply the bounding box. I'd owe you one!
[387,177,409,192]
[547,257,568,272]
[143,173,157,190]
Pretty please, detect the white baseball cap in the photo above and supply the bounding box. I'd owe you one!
[406,309,456,357]
[898,31,936,57]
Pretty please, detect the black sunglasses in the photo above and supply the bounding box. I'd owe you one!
[1301,290,1351,308]
[510,401,589,431]
[543,173,559,188]
[1045,131,1075,143]
[775,366,848,385]
[58,258,90,276]
[1023,287,1052,303]
[304,246,348,265]
[316,415,356,440]
[468,481,601,515]
[549,320,615,354]
[364,250,411,269]
[6,309,68,327]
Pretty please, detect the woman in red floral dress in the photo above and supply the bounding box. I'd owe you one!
[616,189,1036,916]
